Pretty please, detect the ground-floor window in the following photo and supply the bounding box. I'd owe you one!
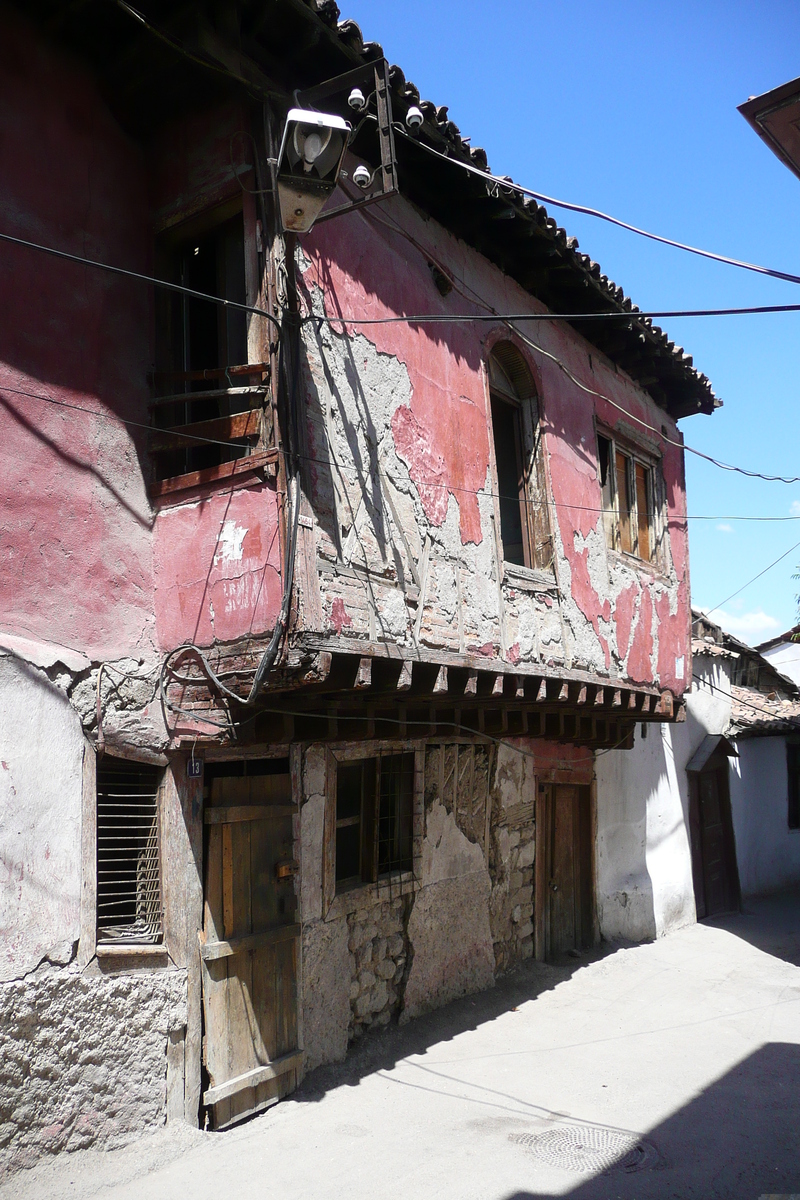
[334,752,416,892]
[96,756,164,945]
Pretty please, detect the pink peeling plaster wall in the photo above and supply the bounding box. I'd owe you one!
[302,207,490,546]
[301,197,691,696]
[0,10,155,662]
[153,484,282,650]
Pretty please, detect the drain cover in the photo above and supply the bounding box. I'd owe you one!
[511,1126,656,1174]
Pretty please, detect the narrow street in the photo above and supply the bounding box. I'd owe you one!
[9,891,799,1200]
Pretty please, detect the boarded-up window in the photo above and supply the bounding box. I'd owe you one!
[335,754,414,891]
[96,757,163,945]
[597,431,657,563]
[488,344,552,571]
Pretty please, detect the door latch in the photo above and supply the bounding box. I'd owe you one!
[275,859,299,881]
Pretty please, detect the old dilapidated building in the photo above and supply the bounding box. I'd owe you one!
[0,0,719,1174]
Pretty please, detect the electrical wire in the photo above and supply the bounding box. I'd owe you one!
[313,302,800,324]
[9,379,800,522]
[692,671,800,727]
[111,0,282,102]
[8,222,800,484]
[394,123,800,289]
[703,536,800,615]
[355,203,800,486]
[0,230,281,335]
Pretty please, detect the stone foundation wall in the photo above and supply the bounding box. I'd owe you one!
[347,897,408,1038]
[0,966,187,1179]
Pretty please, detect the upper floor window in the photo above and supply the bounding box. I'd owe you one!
[150,204,271,498]
[597,431,658,563]
[488,344,552,571]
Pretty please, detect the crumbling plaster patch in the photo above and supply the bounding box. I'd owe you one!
[301,918,350,1073]
[0,967,187,1179]
[0,654,84,982]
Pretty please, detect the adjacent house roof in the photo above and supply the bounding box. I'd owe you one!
[730,685,800,737]
[755,625,800,654]
[739,77,800,183]
[691,608,800,738]
[17,0,720,421]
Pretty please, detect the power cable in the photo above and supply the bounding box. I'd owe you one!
[704,537,800,615]
[394,123,800,289]
[356,204,800,486]
[314,302,800,324]
[692,672,800,727]
[0,230,281,335]
[8,380,800,521]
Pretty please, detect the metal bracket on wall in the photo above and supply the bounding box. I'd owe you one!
[297,59,398,224]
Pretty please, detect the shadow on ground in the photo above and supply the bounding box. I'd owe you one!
[704,887,800,967]
[499,1042,800,1200]
[295,943,617,1105]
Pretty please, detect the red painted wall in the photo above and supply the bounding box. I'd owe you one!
[302,195,691,695]
[0,14,282,664]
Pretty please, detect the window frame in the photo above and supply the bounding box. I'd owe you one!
[323,744,424,917]
[596,427,662,566]
[149,191,275,501]
[486,344,553,577]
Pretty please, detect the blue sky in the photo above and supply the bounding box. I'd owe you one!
[340,0,800,644]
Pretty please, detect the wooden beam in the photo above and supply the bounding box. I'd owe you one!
[612,690,622,708]
[492,675,504,697]
[397,661,413,691]
[536,679,547,702]
[200,923,300,961]
[355,657,372,689]
[577,685,587,705]
[465,670,478,696]
[594,688,605,707]
[514,676,525,699]
[203,1050,303,1107]
[204,805,295,825]
[433,666,448,694]
[558,683,569,702]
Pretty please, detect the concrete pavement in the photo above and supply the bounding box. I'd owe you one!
[6,891,800,1200]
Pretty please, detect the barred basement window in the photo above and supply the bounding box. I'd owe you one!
[335,753,415,892]
[96,757,164,945]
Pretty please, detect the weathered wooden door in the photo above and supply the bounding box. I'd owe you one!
[539,784,593,959]
[690,760,740,919]
[201,761,301,1129]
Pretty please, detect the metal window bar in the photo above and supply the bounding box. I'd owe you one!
[96,758,164,945]
[375,752,419,900]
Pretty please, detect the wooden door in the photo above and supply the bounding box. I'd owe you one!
[690,760,740,919]
[538,784,593,960]
[201,763,301,1129]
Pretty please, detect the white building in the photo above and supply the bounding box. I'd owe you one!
[595,611,800,943]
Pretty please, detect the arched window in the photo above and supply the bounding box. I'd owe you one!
[487,343,552,570]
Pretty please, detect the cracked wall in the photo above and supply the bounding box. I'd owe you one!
[300,198,690,693]
[0,966,186,1180]
[298,738,581,1072]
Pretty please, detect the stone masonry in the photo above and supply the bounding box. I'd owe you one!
[346,897,409,1039]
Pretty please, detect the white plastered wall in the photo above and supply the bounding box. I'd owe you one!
[0,651,84,980]
[729,737,800,896]
[594,653,731,941]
